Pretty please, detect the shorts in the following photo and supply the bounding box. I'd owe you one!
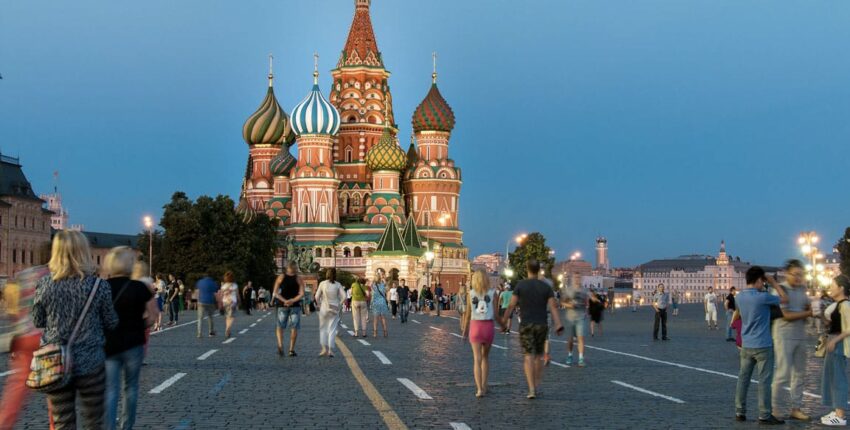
[565,316,588,338]
[277,306,302,330]
[519,323,548,355]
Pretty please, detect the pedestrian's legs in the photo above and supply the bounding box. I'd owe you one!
[0,333,40,429]
[481,343,492,392]
[736,348,757,417]
[788,339,806,413]
[196,305,204,336]
[120,345,145,430]
[755,347,775,420]
[168,301,175,323]
[771,336,791,416]
[660,309,668,338]
[319,310,330,352]
[206,304,216,334]
[523,354,537,396]
[77,369,107,430]
[822,349,848,413]
[353,301,365,335]
[327,312,340,354]
[471,342,482,395]
[726,310,735,339]
[47,380,78,429]
[104,356,123,430]
[653,311,660,338]
[173,300,179,322]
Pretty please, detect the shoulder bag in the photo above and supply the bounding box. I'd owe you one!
[26,278,101,393]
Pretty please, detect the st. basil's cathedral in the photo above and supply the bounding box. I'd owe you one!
[236,0,469,292]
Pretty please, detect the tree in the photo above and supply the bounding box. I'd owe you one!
[507,232,555,281]
[139,191,278,289]
[837,227,850,277]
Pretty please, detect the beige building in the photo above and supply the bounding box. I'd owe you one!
[0,155,53,283]
[553,259,593,281]
[472,252,503,274]
[83,231,140,275]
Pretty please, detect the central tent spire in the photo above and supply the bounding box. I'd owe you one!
[339,0,382,68]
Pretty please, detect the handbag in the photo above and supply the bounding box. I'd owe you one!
[143,283,159,328]
[26,278,101,393]
[815,334,829,358]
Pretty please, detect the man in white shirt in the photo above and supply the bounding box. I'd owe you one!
[389,284,399,319]
[704,287,718,330]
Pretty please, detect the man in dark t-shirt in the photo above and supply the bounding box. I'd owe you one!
[500,260,563,399]
[435,284,444,316]
[398,280,410,323]
[725,287,737,341]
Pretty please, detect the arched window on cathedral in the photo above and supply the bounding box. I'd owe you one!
[368,116,378,124]
[353,247,362,258]
[343,247,351,257]
[347,116,357,123]
[324,248,332,258]
[345,146,353,162]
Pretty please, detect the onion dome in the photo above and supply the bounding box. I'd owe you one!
[235,197,256,224]
[243,56,293,146]
[270,146,297,177]
[412,60,455,133]
[366,127,407,171]
[291,56,341,136]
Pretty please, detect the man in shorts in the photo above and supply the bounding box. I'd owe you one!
[500,260,563,399]
[562,273,589,367]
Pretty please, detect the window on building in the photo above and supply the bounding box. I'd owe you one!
[12,249,16,264]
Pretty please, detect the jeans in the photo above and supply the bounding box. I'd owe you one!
[399,299,409,323]
[821,341,848,410]
[168,300,179,323]
[105,345,145,430]
[197,303,217,335]
[653,308,667,339]
[726,309,735,339]
[736,347,775,420]
[771,335,806,413]
[352,301,368,335]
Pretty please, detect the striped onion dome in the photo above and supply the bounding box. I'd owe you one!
[270,146,297,177]
[291,73,341,136]
[242,85,293,146]
[235,197,256,224]
[412,83,455,133]
[366,127,407,171]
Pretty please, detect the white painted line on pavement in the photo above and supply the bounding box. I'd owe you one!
[611,380,685,404]
[450,423,472,430]
[341,323,348,329]
[250,323,257,328]
[256,318,262,322]
[397,378,432,400]
[151,318,205,335]
[358,339,371,346]
[348,330,356,336]
[411,319,421,324]
[550,361,569,369]
[238,329,248,334]
[197,349,218,360]
[222,338,236,344]
[450,332,463,338]
[149,372,187,394]
[373,351,392,365]
[491,344,507,350]
[445,315,460,321]
[0,370,17,377]
[429,326,443,331]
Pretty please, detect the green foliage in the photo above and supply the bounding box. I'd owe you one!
[507,232,555,281]
[138,191,279,290]
[838,227,850,277]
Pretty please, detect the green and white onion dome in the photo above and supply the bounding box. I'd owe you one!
[290,79,340,136]
[270,146,297,177]
[366,127,407,171]
[235,197,256,224]
[242,86,293,146]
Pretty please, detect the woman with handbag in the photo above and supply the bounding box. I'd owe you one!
[103,247,153,430]
[370,272,390,338]
[819,275,850,426]
[315,268,345,357]
[30,230,119,429]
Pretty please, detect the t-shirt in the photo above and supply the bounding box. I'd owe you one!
[196,277,220,305]
[105,277,153,357]
[500,290,513,309]
[563,285,588,320]
[351,282,367,302]
[653,292,670,309]
[771,283,808,340]
[389,287,399,302]
[725,294,736,311]
[221,283,238,306]
[704,293,717,307]
[435,286,444,298]
[737,288,781,348]
[513,279,554,325]
[398,286,410,302]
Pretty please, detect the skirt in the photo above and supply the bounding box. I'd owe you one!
[469,319,495,345]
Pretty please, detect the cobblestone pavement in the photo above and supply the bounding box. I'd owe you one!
[1,304,842,429]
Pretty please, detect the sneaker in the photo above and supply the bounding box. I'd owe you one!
[822,412,846,426]
[565,355,573,366]
[788,410,810,421]
[735,415,746,422]
[578,357,586,367]
[758,415,785,425]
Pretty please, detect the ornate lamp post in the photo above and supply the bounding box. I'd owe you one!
[143,216,154,277]
[799,231,826,290]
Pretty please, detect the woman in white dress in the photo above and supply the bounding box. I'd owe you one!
[315,268,345,357]
[220,271,239,338]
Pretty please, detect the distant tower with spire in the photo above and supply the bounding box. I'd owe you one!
[595,236,609,272]
[40,171,71,230]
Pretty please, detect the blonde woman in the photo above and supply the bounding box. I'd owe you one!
[315,268,345,357]
[103,246,153,430]
[220,271,239,338]
[32,230,119,429]
[461,270,497,398]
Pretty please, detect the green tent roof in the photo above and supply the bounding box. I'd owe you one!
[374,220,406,254]
[401,216,424,250]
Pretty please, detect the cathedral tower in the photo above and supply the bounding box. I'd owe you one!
[363,126,406,224]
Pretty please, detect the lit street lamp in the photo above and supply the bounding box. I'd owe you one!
[799,231,826,289]
[503,233,527,280]
[144,216,154,277]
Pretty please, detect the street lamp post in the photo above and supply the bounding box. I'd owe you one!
[424,242,435,310]
[504,233,527,279]
[144,216,153,277]
[799,231,825,290]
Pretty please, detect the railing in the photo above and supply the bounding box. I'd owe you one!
[314,257,366,268]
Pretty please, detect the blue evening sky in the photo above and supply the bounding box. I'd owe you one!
[1,1,848,267]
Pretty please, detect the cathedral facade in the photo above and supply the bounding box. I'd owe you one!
[236,0,469,292]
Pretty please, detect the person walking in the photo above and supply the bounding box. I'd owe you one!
[671,291,680,316]
[389,282,399,320]
[370,273,390,337]
[499,260,563,399]
[350,277,370,337]
[734,266,787,425]
[498,283,514,334]
[652,284,670,341]
[273,262,304,356]
[166,275,180,326]
[705,287,719,330]
[771,260,814,422]
[103,246,153,430]
[589,289,605,337]
[220,272,239,338]
[562,274,589,367]
[409,286,418,314]
[819,275,850,426]
[243,282,255,316]
[461,270,497,398]
[31,230,119,429]
[435,283,444,317]
[195,274,220,338]
[398,279,410,324]
[725,287,738,341]
[422,286,434,316]
[0,265,49,429]
[315,269,345,357]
